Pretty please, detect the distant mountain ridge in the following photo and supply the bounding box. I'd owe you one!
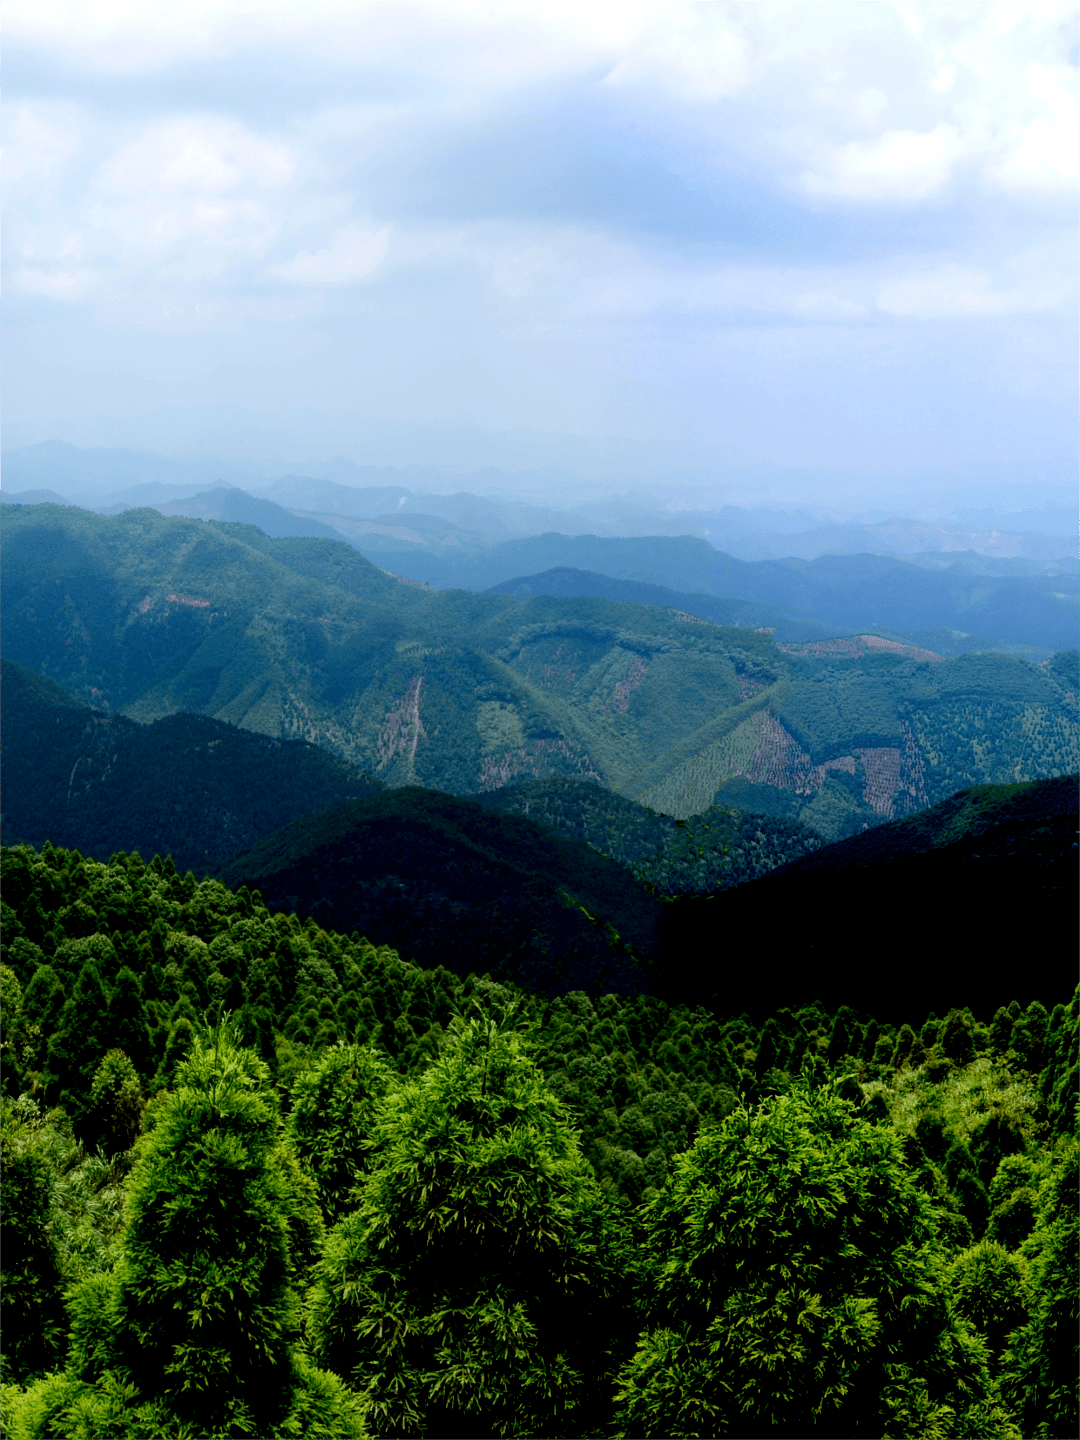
[381,534,1080,654]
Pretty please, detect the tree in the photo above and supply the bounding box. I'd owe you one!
[45,961,110,1123]
[103,968,152,1079]
[999,1138,1079,1440]
[0,1097,66,1384]
[287,1042,395,1225]
[307,1010,624,1438]
[52,1021,362,1438]
[83,1050,144,1157]
[613,1079,1013,1439]
[948,1240,1029,1362]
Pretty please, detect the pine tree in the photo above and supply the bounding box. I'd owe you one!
[14,1023,362,1438]
[999,1138,1079,1440]
[0,1097,66,1383]
[103,967,152,1078]
[287,1042,395,1224]
[18,964,65,1073]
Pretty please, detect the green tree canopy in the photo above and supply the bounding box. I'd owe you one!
[0,1097,66,1384]
[45,1021,358,1438]
[614,1080,1010,1439]
[286,1042,395,1225]
[307,1009,624,1438]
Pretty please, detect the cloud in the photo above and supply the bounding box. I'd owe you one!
[989,62,1079,192]
[97,116,295,195]
[3,0,1076,472]
[875,250,1075,319]
[799,124,965,203]
[268,222,390,286]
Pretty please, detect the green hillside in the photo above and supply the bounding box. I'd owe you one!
[3,504,1077,837]
[0,659,383,873]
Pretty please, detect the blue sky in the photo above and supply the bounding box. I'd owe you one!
[3,1,1077,493]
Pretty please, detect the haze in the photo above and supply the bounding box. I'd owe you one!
[3,0,1078,512]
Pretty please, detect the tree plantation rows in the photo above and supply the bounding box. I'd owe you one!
[0,842,1076,1438]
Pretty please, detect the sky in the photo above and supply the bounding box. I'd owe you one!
[3,0,1078,495]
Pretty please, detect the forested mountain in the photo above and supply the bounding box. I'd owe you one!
[474,774,824,892]
[2,842,1076,1437]
[0,660,383,873]
[205,770,1075,1020]
[3,504,1077,834]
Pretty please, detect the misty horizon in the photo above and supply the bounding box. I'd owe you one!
[4,2,1077,508]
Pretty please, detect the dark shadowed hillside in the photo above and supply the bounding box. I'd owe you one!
[219,787,660,996]
[473,775,824,892]
[659,773,1079,1023]
[0,659,383,873]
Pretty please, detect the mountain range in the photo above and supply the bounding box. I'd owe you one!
[3,503,1076,836]
[8,480,1073,652]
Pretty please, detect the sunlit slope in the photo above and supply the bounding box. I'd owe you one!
[3,503,1077,831]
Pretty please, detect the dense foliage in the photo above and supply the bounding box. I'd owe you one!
[474,775,824,894]
[1,840,1076,1436]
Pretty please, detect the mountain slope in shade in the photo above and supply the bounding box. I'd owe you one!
[473,775,824,893]
[218,787,660,996]
[658,774,1079,1023]
[0,659,383,874]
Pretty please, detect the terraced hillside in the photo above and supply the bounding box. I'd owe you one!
[3,504,1077,835]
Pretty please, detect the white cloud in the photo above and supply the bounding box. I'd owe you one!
[3,102,82,183]
[989,62,1079,192]
[98,117,295,195]
[799,123,965,202]
[268,222,390,286]
[4,1,1076,352]
[875,257,1072,319]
